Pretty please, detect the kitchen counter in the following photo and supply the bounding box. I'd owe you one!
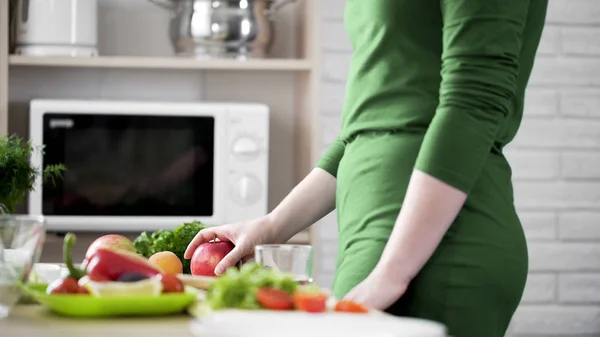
[0,305,197,337]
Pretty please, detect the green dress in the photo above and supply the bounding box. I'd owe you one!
[316,0,548,336]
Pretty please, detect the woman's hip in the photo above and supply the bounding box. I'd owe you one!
[334,131,528,294]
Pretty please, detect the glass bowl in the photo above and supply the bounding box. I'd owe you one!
[0,215,46,318]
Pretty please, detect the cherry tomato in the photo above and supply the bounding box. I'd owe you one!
[334,300,369,314]
[46,277,81,295]
[158,274,184,293]
[293,291,328,313]
[256,288,294,310]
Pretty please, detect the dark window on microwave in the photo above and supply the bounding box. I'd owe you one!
[42,113,215,217]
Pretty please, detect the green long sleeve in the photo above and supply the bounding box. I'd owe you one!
[413,0,530,193]
[316,137,345,178]
[318,0,544,190]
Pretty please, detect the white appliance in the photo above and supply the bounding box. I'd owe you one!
[14,0,98,57]
[28,99,270,232]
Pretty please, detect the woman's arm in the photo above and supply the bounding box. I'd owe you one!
[267,167,337,243]
[184,167,336,274]
[185,138,342,272]
[376,171,466,284]
[344,0,532,306]
[379,0,532,281]
[266,137,345,242]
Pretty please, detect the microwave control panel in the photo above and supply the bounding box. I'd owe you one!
[225,104,270,222]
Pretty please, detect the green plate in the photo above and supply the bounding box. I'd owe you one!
[21,283,199,318]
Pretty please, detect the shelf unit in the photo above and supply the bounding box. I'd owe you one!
[9,55,313,71]
[0,1,6,138]
[0,1,322,269]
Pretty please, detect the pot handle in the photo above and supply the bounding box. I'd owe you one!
[268,0,298,16]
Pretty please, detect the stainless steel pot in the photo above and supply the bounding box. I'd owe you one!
[148,0,297,59]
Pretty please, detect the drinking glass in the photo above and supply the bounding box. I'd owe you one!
[254,244,314,284]
[0,215,46,318]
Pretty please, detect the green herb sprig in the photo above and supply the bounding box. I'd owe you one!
[0,134,66,213]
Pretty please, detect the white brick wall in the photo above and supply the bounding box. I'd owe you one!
[316,0,600,335]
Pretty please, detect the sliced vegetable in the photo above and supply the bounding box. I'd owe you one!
[85,248,162,282]
[80,277,163,297]
[203,262,336,313]
[256,288,294,310]
[334,300,369,313]
[293,291,328,313]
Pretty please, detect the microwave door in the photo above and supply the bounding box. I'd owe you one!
[40,113,215,223]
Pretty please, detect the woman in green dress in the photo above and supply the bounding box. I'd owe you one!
[185,0,549,335]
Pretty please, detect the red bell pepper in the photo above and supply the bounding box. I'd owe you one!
[85,248,162,282]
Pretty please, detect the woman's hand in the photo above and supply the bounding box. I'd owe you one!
[183,216,279,275]
[184,167,337,276]
[344,170,466,310]
[345,170,467,310]
[343,265,409,311]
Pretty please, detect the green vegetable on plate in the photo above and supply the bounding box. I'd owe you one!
[205,262,301,310]
[133,221,205,274]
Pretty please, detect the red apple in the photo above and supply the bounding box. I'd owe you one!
[84,234,136,263]
[190,241,235,276]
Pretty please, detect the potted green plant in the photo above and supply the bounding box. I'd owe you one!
[0,134,66,214]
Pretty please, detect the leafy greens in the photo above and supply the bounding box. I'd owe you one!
[206,262,299,310]
[133,220,205,274]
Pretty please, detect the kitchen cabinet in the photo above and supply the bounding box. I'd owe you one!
[0,1,322,279]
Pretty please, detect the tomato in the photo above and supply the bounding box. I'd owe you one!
[46,277,82,295]
[158,274,185,293]
[256,288,294,310]
[334,300,369,314]
[293,291,328,313]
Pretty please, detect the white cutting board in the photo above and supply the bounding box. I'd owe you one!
[190,309,447,337]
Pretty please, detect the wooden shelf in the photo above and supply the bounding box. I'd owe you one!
[9,55,313,71]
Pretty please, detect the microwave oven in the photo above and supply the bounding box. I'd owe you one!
[28,99,270,232]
